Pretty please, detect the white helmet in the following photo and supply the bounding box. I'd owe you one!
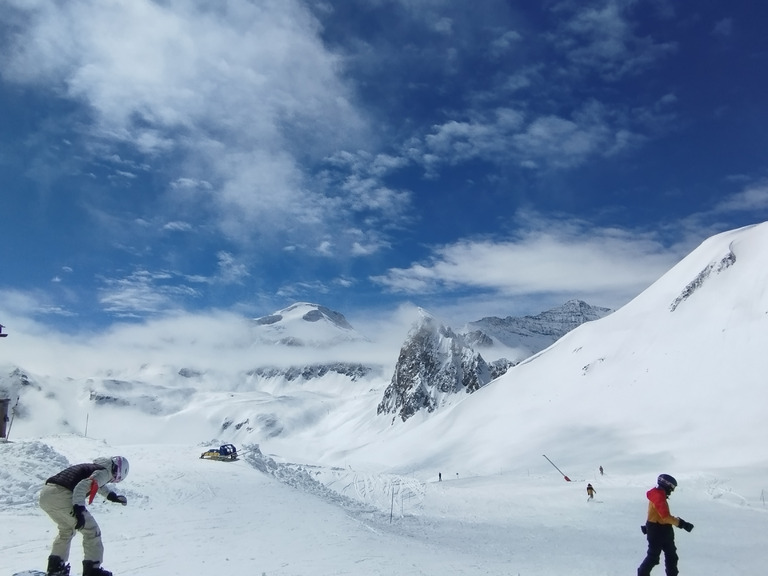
[111,456,129,483]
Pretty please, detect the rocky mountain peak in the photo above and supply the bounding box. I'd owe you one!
[377,310,491,422]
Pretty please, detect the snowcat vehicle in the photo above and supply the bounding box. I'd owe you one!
[200,443,238,461]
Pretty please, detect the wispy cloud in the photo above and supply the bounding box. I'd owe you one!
[372,213,681,307]
[1,0,380,254]
[215,251,249,285]
[97,252,251,316]
[712,18,734,38]
[414,101,642,172]
[162,221,193,233]
[713,182,768,213]
[0,289,76,318]
[550,0,677,79]
[99,270,200,317]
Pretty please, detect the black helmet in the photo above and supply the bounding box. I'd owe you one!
[657,473,677,493]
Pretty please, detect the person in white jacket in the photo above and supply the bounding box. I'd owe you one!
[39,456,129,576]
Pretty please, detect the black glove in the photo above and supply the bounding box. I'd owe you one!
[72,504,86,529]
[107,491,128,506]
[640,524,647,535]
[678,519,694,532]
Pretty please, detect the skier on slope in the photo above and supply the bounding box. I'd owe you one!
[586,483,596,500]
[637,474,694,576]
[39,456,129,576]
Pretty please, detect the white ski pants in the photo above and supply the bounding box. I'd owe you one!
[39,483,104,563]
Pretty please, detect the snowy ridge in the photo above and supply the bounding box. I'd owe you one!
[247,362,373,382]
[463,299,612,362]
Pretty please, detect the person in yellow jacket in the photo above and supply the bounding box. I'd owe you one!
[637,474,694,576]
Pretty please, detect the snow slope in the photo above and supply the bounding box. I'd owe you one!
[2,435,766,576]
[3,223,768,574]
[314,223,768,476]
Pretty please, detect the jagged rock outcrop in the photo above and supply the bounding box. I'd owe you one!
[377,310,491,422]
[669,249,736,311]
[489,358,516,380]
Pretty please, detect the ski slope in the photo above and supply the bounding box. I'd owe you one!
[4,224,768,574]
[2,434,766,575]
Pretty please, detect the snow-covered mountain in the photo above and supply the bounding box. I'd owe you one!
[0,297,601,444]
[354,222,768,474]
[463,299,613,362]
[252,302,367,347]
[2,223,768,474]
[377,309,491,422]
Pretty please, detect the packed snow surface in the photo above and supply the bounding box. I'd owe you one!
[2,435,767,575]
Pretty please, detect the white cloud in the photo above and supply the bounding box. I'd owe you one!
[96,252,250,315]
[276,280,332,300]
[714,183,768,213]
[323,150,412,218]
[170,178,212,191]
[351,241,382,256]
[418,101,637,170]
[216,251,249,285]
[0,289,75,318]
[1,0,379,253]
[491,30,523,54]
[99,269,200,316]
[372,214,681,308]
[317,241,334,256]
[432,17,453,35]
[712,18,733,38]
[552,0,677,79]
[163,221,193,232]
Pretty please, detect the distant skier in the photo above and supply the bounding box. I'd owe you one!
[599,465,604,476]
[637,474,694,576]
[39,456,130,576]
[587,483,596,500]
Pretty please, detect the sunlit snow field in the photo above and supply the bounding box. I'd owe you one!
[2,434,767,575]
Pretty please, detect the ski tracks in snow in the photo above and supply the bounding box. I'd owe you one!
[242,443,426,518]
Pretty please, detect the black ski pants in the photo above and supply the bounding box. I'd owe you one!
[638,522,678,576]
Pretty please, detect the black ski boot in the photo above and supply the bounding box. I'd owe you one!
[82,560,112,576]
[46,555,70,576]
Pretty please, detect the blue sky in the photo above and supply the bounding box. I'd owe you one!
[1,0,767,334]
